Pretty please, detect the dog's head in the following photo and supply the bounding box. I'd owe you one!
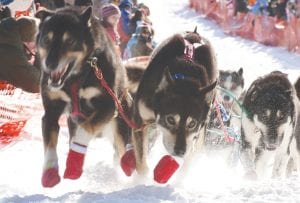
[245,72,295,151]
[154,58,217,157]
[218,68,244,109]
[35,7,94,89]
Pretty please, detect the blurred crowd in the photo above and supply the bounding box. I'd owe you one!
[0,0,155,92]
[190,0,300,53]
[33,0,156,60]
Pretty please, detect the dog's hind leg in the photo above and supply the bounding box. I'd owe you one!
[41,99,66,188]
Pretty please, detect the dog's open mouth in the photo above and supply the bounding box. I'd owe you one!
[48,61,75,88]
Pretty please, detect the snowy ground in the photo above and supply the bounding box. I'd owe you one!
[1,0,300,202]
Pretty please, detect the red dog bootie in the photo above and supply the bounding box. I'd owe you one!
[63,143,87,180]
[120,144,136,176]
[154,155,181,184]
[42,167,61,188]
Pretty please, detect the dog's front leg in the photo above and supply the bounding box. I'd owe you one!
[133,128,149,175]
[41,99,66,188]
[240,127,257,180]
[63,125,94,180]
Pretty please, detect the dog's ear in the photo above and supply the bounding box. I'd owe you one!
[199,80,217,104]
[238,67,243,76]
[193,26,198,34]
[35,9,54,22]
[80,6,92,24]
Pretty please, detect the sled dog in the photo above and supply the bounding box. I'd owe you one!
[132,29,218,174]
[240,71,299,179]
[36,7,131,187]
[206,68,245,148]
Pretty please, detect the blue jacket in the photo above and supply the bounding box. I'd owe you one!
[0,0,14,5]
[119,0,133,35]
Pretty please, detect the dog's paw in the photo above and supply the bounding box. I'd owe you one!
[41,167,61,187]
[120,148,136,176]
[63,149,85,180]
[154,155,180,184]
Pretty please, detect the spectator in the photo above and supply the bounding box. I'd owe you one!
[137,3,152,24]
[128,8,143,35]
[118,0,133,53]
[100,3,121,53]
[92,0,109,18]
[123,23,155,59]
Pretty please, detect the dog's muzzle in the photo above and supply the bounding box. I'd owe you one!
[47,61,75,88]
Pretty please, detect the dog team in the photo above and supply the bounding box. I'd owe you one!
[0,0,299,188]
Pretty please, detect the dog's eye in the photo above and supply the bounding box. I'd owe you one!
[277,112,285,120]
[165,115,176,126]
[42,36,51,46]
[187,120,197,129]
[65,38,75,46]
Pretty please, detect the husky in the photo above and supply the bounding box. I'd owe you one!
[205,68,245,149]
[131,29,218,175]
[35,7,131,187]
[240,71,298,179]
[218,68,244,111]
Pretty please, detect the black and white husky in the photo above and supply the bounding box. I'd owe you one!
[36,7,131,187]
[206,68,245,147]
[131,29,218,175]
[240,71,299,179]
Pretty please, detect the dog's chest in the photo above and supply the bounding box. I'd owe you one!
[48,86,102,109]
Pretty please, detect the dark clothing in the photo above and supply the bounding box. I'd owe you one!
[0,18,40,93]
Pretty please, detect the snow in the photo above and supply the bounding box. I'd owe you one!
[1,0,300,202]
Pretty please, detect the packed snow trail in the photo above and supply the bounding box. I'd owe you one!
[1,0,300,202]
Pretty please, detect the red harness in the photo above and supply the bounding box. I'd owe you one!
[70,80,87,121]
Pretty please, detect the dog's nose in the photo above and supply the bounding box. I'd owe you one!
[174,148,185,157]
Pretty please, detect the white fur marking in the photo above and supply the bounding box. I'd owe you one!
[155,75,168,93]
[138,100,155,121]
[79,87,102,100]
[63,32,70,42]
[266,110,271,117]
[242,114,261,149]
[44,148,58,170]
[71,127,94,146]
[48,90,71,102]
[253,115,267,135]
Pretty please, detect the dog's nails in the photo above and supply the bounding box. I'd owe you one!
[64,149,85,180]
[154,155,180,184]
[41,167,61,187]
[120,148,136,176]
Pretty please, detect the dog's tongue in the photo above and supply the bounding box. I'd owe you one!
[50,72,62,85]
[154,155,181,184]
